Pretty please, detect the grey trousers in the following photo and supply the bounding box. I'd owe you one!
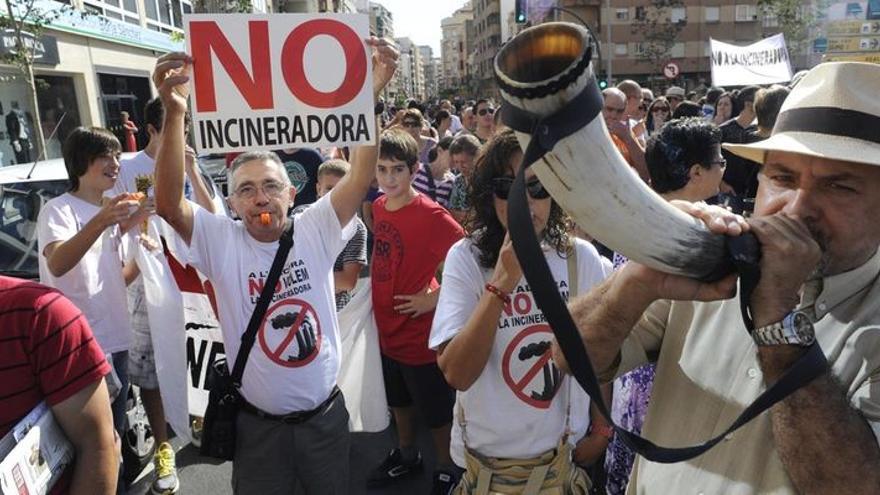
[231,392,351,495]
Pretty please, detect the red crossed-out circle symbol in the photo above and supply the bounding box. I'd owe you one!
[501,324,562,409]
[258,298,322,368]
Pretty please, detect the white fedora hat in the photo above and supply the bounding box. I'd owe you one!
[724,62,880,167]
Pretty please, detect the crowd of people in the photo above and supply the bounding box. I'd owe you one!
[2,33,879,495]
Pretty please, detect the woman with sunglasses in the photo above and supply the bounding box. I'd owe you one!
[430,130,611,494]
[645,97,671,136]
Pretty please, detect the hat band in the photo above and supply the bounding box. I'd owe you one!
[774,107,880,145]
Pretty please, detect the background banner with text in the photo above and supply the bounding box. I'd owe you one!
[184,13,375,154]
[710,34,793,87]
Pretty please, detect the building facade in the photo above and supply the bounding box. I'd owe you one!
[473,0,501,96]
[0,0,187,165]
[440,1,474,95]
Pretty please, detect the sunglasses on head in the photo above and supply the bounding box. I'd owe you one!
[492,176,551,200]
[477,107,495,116]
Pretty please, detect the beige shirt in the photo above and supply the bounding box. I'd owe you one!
[611,248,880,495]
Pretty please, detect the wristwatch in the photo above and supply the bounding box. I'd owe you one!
[752,311,816,347]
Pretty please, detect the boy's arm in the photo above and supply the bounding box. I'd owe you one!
[330,38,398,226]
[44,194,139,278]
[334,262,363,293]
[152,52,195,245]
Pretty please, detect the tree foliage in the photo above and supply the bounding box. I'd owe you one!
[630,0,686,69]
[757,0,825,54]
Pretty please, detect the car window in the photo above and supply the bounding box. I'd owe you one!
[0,181,68,279]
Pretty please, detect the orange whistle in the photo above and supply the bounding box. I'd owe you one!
[260,212,271,225]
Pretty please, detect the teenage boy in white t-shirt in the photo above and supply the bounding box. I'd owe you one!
[151,40,398,494]
[36,126,151,474]
[110,97,218,495]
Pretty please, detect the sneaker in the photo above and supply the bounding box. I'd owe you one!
[150,442,179,494]
[366,448,423,488]
[430,469,459,495]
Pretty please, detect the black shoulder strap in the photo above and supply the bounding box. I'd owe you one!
[503,79,828,463]
[231,219,295,388]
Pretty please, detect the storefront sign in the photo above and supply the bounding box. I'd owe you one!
[4,0,182,53]
[185,14,375,154]
[0,30,59,65]
[710,34,793,87]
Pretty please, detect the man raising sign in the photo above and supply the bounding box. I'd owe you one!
[151,38,397,494]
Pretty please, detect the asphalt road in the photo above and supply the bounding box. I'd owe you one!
[129,420,436,495]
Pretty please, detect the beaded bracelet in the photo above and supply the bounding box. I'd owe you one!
[484,283,511,304]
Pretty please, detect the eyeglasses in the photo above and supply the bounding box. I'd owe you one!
[492,177,551,200]
[477,107,495,117]
[234,181,286,199]
[402,121,421,128]
[652,107,670,113]
[604,105,626,115]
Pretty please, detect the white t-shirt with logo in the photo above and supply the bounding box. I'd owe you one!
[430,237,610,467]
[37,193,133,354]
[187,192,355,414]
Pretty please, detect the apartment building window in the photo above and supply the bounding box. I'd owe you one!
[763,11,779,27]
[635,6,646,21]
[633,42,647,56]
[671,42,685,58]
[84,0,140,24]
[614,43,627,56]
[735,4,758,22]
[705,6,720,23]
[145,0,192,32]
[670,7,687,24]
[615,8,629,21]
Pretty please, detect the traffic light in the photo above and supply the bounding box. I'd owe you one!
[515,0,527,24]
[598,77,608,90]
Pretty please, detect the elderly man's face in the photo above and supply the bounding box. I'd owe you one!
[229,159,294,241]
[754,151,880,276]
[603,92,627,125]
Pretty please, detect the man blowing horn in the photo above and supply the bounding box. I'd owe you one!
[557,62,880,494]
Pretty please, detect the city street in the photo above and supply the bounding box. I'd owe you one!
[129,420,436,494]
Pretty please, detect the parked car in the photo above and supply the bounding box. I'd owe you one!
[0,154,227,280]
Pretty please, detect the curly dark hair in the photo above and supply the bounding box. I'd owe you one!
[468,129,572,269]
[645,117,722,194]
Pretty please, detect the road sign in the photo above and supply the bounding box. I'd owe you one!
[826,36,880,52]
[826,20,880,36]
[823,53,880,64]
[663,62,680,79]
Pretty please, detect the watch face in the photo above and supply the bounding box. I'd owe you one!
[792,312,816,345]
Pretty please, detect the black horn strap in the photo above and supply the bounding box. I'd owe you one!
[502,80,828,463]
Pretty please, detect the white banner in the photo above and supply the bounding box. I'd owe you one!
[184,13,376,154]
[710,34,793,86]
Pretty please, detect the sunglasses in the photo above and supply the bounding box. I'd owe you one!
[477,107,495,116]
[492,177,551,200]
[652,107,670,113]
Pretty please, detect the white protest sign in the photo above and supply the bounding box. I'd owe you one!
[710,34,793,87]
[184,13,375,154]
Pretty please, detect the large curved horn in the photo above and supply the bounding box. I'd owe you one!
[494,22,727,280]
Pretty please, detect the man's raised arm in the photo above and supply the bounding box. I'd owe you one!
[152,52,195,245]
[331,37,398,226]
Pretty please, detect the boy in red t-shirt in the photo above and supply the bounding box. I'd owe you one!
[369,129,465,492]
